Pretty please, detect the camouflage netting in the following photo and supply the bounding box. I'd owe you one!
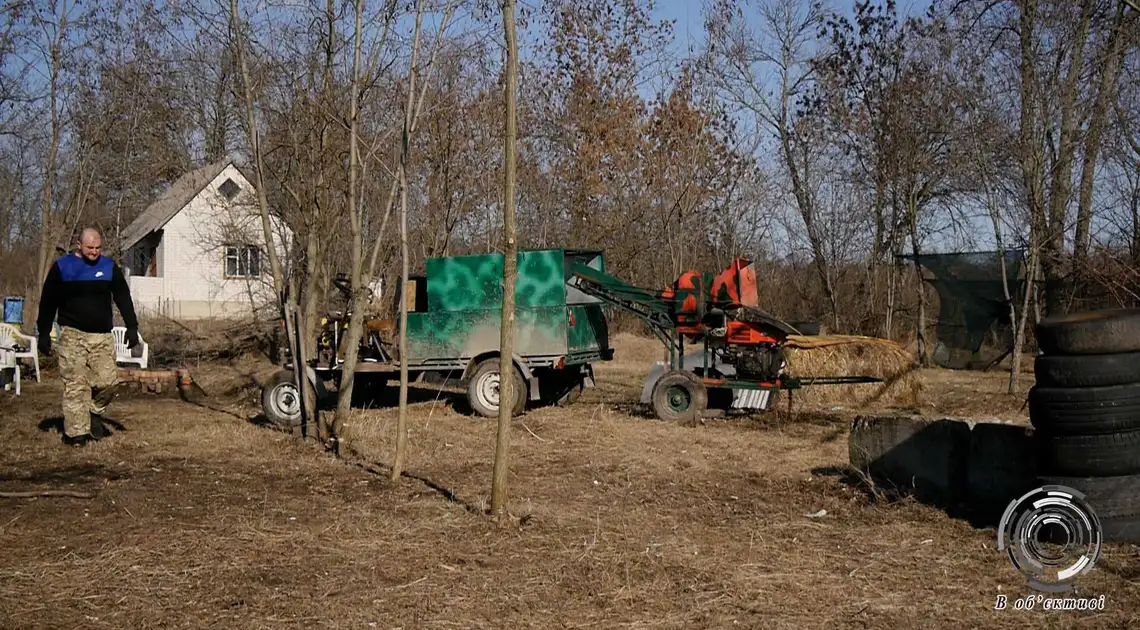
[902,250,1026,369]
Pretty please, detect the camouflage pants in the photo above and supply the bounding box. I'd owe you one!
[57,327,119,438]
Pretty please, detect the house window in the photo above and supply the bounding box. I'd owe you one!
[224,244,261,278]
[219,178,240,201]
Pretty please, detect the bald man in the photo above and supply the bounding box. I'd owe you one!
[36,226,140,447]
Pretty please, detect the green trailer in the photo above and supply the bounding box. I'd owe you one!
[261,248,615,425]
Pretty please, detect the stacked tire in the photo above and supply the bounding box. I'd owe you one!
[1030,308,1140,544]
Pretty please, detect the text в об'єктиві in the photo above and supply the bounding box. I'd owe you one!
[994,594,1106,611]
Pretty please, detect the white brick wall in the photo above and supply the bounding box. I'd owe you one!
[126,164,289,321]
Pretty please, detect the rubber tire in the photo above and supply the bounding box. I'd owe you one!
[1028,383,1140,435]
[466,358,526,419]
[651,370,708,422]
[1034,352,1140,388]
[1038,474,1140,519]
[1038,430,1140,477]
[1036,308,1140,355]
[1101,514,1140,544]
[261,370,301,427]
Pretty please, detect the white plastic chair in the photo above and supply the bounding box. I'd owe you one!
[0,347,20,395]
[0,323,38,382]
[111,326,149,369]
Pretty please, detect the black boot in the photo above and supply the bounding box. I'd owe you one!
[89,413,106,440]
[62,433,92,447]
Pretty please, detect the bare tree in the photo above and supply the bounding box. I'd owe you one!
[344,0,366,449]
[229,0,304,434]
[490,0,518,520]
[332,0,456,445]
[390,0,423,482]
[703,0,842,328]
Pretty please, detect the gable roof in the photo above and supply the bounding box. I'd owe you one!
[118,158,248,251]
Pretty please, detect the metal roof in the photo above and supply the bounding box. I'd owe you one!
[117,159,236,251]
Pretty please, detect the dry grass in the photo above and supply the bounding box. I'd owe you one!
[610,332,668,363]
[0,334,1129,629]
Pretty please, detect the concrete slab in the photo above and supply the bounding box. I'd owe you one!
[965,422,1040,526]
[849,414,1041,525]
[849,414,971,508]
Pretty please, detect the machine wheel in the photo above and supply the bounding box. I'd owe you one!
[261,370,302,427]
[467,358,526,418]
[651,370,707,422]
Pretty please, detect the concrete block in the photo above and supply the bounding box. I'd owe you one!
[849,414,972,507]
[849,414,1043,525]
[965,422,1040,525]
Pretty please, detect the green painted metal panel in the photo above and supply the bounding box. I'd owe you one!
[405,307,569,362]
[407,248,611,364]
[566,304,608,356]
[426,253,503,312]
[516,250,567,308]
[425,249,572,312]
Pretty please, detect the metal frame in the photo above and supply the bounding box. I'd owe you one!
[567,263,884,405]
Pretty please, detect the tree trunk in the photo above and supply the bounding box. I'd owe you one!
[230,0,300,426]
[1011,247,1037,394]
[884,261,895,339]
[491,0,519,521]
[907,193,928,367]
[392,163,410,481]
[1041,0,1093,315]
[32,5,68,332]
[301,239,323,437]
[1074,0,1128,275]
[336,0,449,441]
[332,0,368,449]
[390,0,424,482]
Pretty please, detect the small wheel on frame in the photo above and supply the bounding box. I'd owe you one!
[651,369,708,423]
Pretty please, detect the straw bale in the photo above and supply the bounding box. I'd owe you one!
[781,334,923,409]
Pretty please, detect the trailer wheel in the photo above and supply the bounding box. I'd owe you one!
[651,370,707,422]
[467,358,526,418]
[262,370,302,427]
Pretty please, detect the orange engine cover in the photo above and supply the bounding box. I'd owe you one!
[724,321,780,345]
[711,258,759,308]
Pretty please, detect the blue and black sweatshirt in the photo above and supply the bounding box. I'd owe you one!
[37,254,139,335]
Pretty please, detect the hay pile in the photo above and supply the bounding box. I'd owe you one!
[781,334,923,409]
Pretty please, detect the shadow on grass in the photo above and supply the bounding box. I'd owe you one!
[347,454,485,516]
[2,463,110,486]
[811,463,1015,531]
[38,415,128,437]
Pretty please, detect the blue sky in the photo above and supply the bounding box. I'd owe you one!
[647,0,936,56]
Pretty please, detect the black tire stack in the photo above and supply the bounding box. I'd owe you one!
[1030,308,1140,544]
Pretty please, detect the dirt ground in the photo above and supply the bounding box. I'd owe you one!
[1,334,1138,629]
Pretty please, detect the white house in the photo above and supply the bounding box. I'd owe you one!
[118,158,288,320]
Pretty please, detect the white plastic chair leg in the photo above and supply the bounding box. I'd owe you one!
[32,355,40,382]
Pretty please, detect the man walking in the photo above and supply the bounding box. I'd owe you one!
[37,226,140,446]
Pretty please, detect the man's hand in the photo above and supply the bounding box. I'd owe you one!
[125,328,139,349]
[37,335,51,357]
